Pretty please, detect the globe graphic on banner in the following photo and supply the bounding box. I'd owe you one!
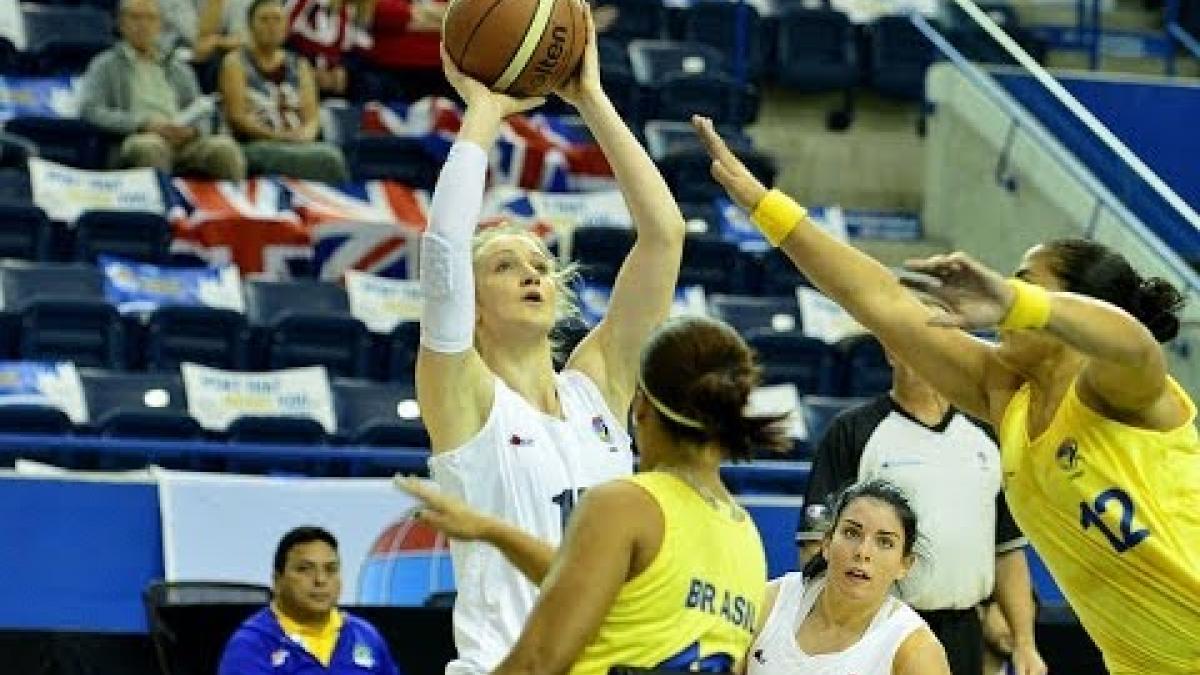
[358,510,456,605]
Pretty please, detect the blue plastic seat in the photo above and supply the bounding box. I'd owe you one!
[20,4,115,74]
[386,321,420,384]
[142,306,251,371]
[244,280,373,378]
[19,300,127,368]
[679,234,751,293]
[679,0,767,80]
[597,0,669,41]
[0,205,51,261]
[801,394,871,444]
[333,378,428,448]
[4,117,119,170]
[746,329,839,396]
[775,7,858,129]
[0,261,105,308]
[226,415,329,445]
[709,294,801,334]
[659,145,776,203]
[80,369,202,439]
[346,136,439,189]
[868,16,937,101]
[838,333,892,396]
[569,226,633,287]
[73,210,172,264]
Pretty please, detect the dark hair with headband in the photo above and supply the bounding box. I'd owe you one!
[1042,238,1184,343]
[802,479,920,580]
[638,315,791,461]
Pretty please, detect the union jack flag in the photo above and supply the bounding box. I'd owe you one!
[356,97,615,193]
[168,178,427,281]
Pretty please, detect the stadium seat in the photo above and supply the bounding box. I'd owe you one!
[569,226,632,287]
[838,333,892,396]
[0,168,32,206]
[18,300,127,368]
[20,4,115,75]
[80,369,202,439]
[679,0,767,80]
[644,120,751,162]
[753,248,811,295]
[0,403,74,434]
[143,581,272,675]
[801,394,871,443]
[746,329,840,396]
[659,145,776,203]
[244,280,373,378]
[4,117,119,170]
[709,294,801,334]
[0,37,17,74]
[142,306,251,371]
[386,320,420,384]
[333,378,428,448]
[775,7,858,130]
[0,261,105,308]
[868,16,937,101]
[0,204,51,261]
[73,210,172,264]
[600,68,642,125]
[0,131,36,169]
[598,0,669,41]
[225,416,329,445]
[345,136,440,189]
[680,234,752,293]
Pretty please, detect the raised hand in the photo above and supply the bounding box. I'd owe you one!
[395,476,492,541]
[900,252,1018,330]
[441,44,545,119]
[554,2,604,109]
[690,115,767,211]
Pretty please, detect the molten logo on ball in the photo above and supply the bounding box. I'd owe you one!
[527,24,569,94]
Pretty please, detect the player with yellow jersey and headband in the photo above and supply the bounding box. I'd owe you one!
[692,116,1200,674]
[402,315,792,674]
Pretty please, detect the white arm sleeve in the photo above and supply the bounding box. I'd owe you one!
[420,141,489,354]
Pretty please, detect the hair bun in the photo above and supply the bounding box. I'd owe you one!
[1135,277,1185,343]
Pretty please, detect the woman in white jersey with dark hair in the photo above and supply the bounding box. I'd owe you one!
[417,7,686,674]
[750,479,951,675]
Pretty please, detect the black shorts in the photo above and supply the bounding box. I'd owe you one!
[918,607,983,675]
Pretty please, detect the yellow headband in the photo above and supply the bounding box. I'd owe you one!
[637,373,706,431]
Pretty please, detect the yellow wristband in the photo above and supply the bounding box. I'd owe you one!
[999,278,1051,330]
[750,189,807,247]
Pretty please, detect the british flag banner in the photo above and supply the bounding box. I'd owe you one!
[168,178,427,281]
[357,98,615,192]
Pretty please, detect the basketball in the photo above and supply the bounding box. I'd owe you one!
[442,0,588,97]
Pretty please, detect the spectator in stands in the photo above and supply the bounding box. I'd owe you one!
[217,526,402,675]
[283,0,375,97]
[797,351,1045,675]
[80,0,246,180]
[218,0,349,182]
[363,0,448,99]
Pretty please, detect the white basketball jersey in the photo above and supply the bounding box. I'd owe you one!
[428,369,634,675]
[747,573,926,675]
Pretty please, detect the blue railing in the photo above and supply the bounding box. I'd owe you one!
[911,8,1200,290]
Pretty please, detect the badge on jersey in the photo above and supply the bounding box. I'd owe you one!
[592,415,611,442]
[352,642,375,668]
[271,649,288,667]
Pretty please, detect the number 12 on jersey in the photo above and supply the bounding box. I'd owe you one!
[1079,487,1150,554]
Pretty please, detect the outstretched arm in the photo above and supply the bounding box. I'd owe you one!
[416,50,546,453]
[396,478,557,584]
[693,116,1013,423]
[494,482,657,675]
[902,253,1180,424]
[562,6,686,418]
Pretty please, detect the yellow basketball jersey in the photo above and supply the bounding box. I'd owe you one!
[569,472,766,675]
[998,377,1200,674]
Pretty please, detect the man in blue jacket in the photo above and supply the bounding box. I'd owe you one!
[218,526,403,675]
